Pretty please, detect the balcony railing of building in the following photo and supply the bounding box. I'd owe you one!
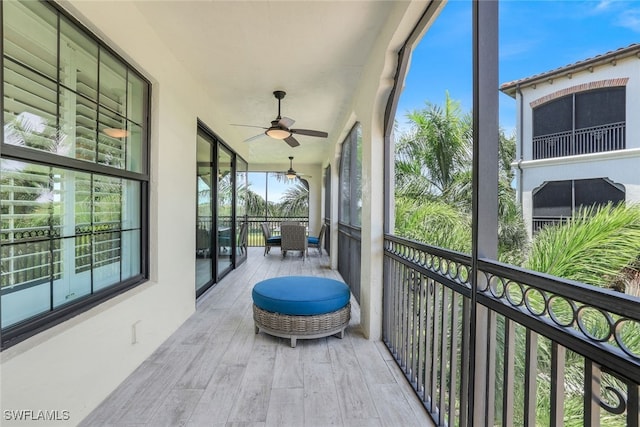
[197,216,309,248]
[383,234,640,426]
[532,216,569,233]
[532,122,625,160]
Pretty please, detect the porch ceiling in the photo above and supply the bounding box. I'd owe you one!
[131,0,407,167]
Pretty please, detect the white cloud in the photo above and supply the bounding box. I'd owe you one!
[500,39,539,61]
[595,0,614,12]
[617,8,640,32]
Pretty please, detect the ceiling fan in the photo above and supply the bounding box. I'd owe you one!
[232,91,328,147]
[284,156,311,180]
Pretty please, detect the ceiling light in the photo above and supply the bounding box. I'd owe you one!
[103,128,130,138]
[265,127,291,140]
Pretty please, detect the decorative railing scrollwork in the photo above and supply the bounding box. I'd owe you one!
[384,235,471,292]
[478,259,640,366]
[383,234,640,426]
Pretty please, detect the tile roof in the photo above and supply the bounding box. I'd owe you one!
[500,43,640,96]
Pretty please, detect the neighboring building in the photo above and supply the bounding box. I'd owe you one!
[501,44,640,235]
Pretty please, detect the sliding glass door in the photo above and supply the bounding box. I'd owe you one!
[195,123,247,297]
[196,131,213,293]
[236,157,248,265]
[217,145,233,277]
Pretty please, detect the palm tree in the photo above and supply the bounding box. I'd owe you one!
[497,130,528,264]
[507,203,640,426]
[394,93,526,261]
[394,94,640,425]
[238,183,267,217]
[395,91,472,201]
[279,180,309,217]
[526,203,640,288]
[394,197,470,253]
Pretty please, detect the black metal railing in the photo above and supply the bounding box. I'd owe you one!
[338,222,361,303]
[532,216,568,233]
[245,216,308,247]
[383,234,640,426]
[323,218,331,255]
[196,216,310,248]
[533,122,625,160]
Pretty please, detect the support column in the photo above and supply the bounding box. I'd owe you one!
[470,0,499,426]
[359,122,385,340]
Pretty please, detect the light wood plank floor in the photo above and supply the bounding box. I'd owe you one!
[80,247,434,427]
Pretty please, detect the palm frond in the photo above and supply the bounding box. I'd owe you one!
[526,203,640,288]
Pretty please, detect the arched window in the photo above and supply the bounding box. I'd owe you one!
[532,87,626,159]
[532,178,625,232]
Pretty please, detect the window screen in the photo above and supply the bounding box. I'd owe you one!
[575,87,625,129]
[533,96,572,136]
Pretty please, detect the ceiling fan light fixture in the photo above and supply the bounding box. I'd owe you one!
[233,91,327,148]
[286,156,297,179]
[286,169,297,180]
[265,127,291,140]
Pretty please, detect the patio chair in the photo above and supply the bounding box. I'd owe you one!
[196,225,210,258]
[281,224,307,261]
[218,226,232,253]
[260,222,281,256]
[237,221,248,255]
[307,223,326,255]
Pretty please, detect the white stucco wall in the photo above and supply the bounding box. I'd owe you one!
[0,1,249,425]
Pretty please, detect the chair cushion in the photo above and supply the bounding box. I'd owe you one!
[252,276,350,316]
[307,237,320,245]
[266,236,281,244]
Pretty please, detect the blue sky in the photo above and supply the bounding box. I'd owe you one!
[396,0,640,134]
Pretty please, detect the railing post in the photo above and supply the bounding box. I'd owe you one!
[524,330,538,427]
[585,360,602,427]
[550,342,566,427]
[503,319,516,425]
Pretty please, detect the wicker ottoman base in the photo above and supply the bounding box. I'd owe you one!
[253,303,351,348]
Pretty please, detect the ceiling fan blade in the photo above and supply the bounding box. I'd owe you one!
[284,135,300,147]
[290,128,328,138]
[231,124,267,130]
[278,117,295,128]
[244,133,266,142]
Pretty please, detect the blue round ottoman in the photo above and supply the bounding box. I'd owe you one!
[252,276,351,347]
